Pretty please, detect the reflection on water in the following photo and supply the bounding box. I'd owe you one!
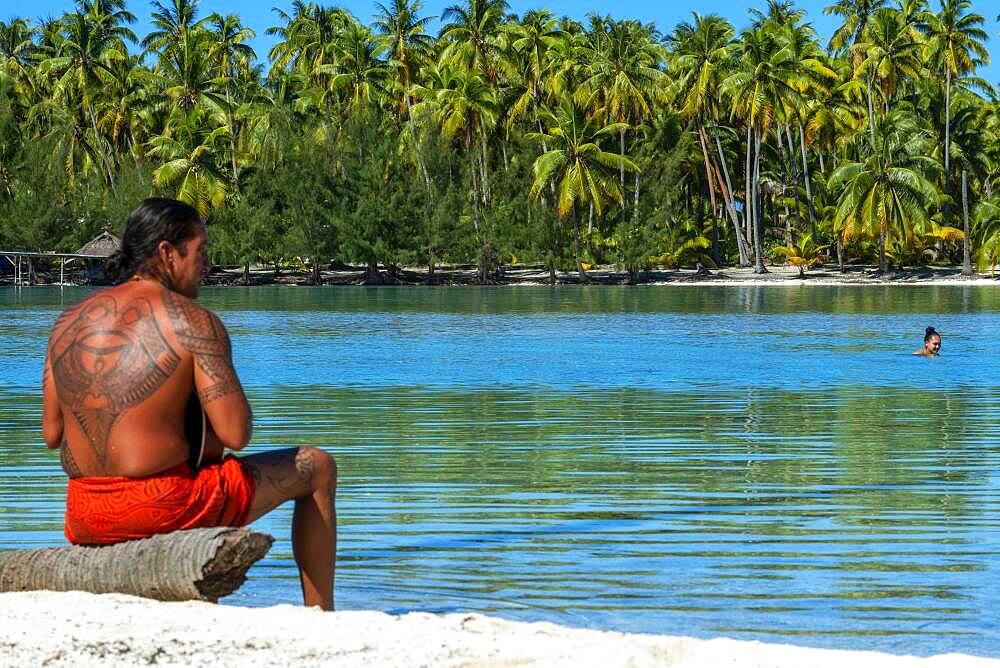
[1,286,999,657]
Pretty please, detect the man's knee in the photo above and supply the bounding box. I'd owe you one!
[296,446,336,493]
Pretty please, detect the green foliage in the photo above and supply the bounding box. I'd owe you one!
[1,0,998,278]
[771,234,830,275]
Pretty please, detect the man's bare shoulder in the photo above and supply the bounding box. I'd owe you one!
[49,289,110,343]
[158,289,231,354]
[158,290,242,405]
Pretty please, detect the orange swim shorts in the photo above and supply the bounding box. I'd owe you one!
[64,455,256,545]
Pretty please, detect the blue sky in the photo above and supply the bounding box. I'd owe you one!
[14,0,1000,84]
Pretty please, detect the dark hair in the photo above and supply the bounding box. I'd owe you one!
[924,326,940,342]
[104,198,202,284]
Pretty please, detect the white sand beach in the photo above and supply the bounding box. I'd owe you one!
[1,591,996,667]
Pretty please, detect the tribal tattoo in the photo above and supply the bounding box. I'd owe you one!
[246,448,316,495]
[162,291,242,405]
[49,295,180,470]
[59,438,83,478]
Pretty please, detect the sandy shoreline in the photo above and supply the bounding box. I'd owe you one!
[1,591,996,667]
[242,265,1000,287]
[7,264,1000,288]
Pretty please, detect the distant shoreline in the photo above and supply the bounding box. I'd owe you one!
[142,264,1000,287]
[3,265,999,288]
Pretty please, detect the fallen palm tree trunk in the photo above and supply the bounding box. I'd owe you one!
[0,527,273,602]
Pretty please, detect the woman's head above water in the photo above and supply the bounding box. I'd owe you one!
[916,326,941,356]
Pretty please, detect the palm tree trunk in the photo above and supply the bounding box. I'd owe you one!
[798,122,817,240]
[784,203,793,245]
[0,527,272,602]
[745,124,754,252]
[711,212,721,266]
[944,68,951,197]
[403,70,413,121]
[88,104,115,192]
[711,127,749,266]
[479,143,490,206]
[697,122,719,221]
[535,118,556,205]
[865,75,876,144]
[587,200,594,260]
[836,230,845,273]
[468,146,481,238]
[879,223,888,273]
[753,127,767,274]
[633,168,640,214]
[225,85,239,190]
[962,168,972,276]
[783,125,803,237]
[619,127,626,196]
[572,204,588,282]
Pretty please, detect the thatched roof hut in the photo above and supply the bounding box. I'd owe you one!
[76,231,121,257]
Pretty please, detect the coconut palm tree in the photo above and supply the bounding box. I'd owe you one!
[852,8,922,119]
[323,22,391,118]
[503,9,565,135]
[581,19,663,198]
[667,14,749,264]
[94,53,151,160]
[206,13,255,188]
[824,0,890,53]
[772,234,829,276]
[529,93,638,281]
[41,8,128,187]
[373,0,434,120]
[920,0,989,202]
[945,94,990,274]
[439,0,509,82]
[413,63,498,281]
[243,70,300,171]
[0,18,37,80]
[829,110,940,272]
[142,0,204,66]
[147,108,231,217]
[773,21,836,241]
[721,26,798,272]
[0,18,40,116]
[267,3,351,89]
[973,195,1000,274]
[156,27,228,118]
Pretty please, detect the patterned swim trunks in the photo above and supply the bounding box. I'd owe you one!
[64,455,256,545]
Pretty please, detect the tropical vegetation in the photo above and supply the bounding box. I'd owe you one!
[1,0,999,281]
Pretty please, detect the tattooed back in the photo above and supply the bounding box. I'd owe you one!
[41,281,252,478]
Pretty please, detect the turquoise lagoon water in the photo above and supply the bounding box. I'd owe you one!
[1,285,999,657]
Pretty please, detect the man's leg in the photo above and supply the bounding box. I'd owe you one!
[242,447,337,610]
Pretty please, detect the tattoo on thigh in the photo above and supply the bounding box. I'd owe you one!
[247,448,315,495]
[294,448,316,481]
[49,295,180,471]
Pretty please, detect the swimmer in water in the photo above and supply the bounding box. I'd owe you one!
[913,326,941,356]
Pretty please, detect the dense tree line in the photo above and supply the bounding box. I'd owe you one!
[1,0,999,282]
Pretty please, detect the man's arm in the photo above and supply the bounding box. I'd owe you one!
[164,293,252,450]
[41,353,63,450]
